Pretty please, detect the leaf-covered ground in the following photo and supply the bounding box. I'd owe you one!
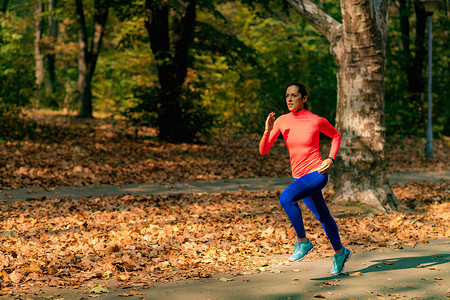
[0,184,448,295]
[0,111,448,296]
[0,111,448,190]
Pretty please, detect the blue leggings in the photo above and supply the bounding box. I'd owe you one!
[279,171,342,251]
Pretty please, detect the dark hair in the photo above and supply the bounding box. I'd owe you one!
[287,82,309,110]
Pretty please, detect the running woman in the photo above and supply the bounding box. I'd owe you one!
[259,82,351,275]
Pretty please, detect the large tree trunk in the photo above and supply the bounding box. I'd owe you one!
[144,0,196,142]
[75,0,109,118]
[287,0,401,211]
[332,1,399,211]
[34,0,45,103]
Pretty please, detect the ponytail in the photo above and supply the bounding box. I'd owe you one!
[288,82,308,110]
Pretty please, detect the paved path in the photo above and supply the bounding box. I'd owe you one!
[1,170,449,203]
[15,239,450,300]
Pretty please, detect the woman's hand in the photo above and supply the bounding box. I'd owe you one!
[318,158,334,174]
[265,112,275,134]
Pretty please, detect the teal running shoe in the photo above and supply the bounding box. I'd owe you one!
[331,247,352,275]
[288,239,314,262]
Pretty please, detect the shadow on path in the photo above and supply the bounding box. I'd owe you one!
[311,253,449,281]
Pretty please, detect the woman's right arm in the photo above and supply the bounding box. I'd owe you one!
[259,112,280,155]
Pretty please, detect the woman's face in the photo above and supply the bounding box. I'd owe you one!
[286,85,306,112]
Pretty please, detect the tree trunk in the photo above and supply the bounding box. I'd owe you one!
[34,0,45,104]
[287,0,401,211]
[332,0,397,211]
[75,0,92,118]
[75,0,109,118]
[144,0,196,142]
[1,0,8,13]
[399,0,427,127]
[44,0,58,96]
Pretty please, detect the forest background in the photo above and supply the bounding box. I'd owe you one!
[1,0,449,141]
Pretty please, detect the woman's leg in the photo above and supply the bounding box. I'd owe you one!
[279,171,328,239]
[303,193,343,251]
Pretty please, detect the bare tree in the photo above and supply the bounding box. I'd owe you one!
[286,0,401,211]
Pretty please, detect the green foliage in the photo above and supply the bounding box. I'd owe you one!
[122,84,159,128]
[385,1,449,137]
[0,6,36,141]
[124,81,214,142]
[0,11,35,107]
[193,21,258,66]
[93,47,156,115]
[0,0,448,140]
[195,2,337,135]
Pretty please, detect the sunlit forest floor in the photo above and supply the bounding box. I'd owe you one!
[0,110,448,295]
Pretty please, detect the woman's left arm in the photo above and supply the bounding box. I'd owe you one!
[317,118,341,174]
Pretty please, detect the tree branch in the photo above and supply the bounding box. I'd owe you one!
[89,0,109,76]
[172,0,196,86]
[144,0,171,61]
[75,0,89,69]
[285,0,341,43]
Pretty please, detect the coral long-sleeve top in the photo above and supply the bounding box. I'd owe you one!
[259,109,341,178]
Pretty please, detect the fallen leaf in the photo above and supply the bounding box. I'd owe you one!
[9,270,23,283]
[219,277,234,282]
[323,281,340,286]
[90,285,110,294]
[349,272,363,277]
[269,269,283,273]
[117,274,130,281]
[119,290,144,297]
[23,261,40,274]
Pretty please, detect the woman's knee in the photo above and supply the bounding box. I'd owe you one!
[279,189,295,208]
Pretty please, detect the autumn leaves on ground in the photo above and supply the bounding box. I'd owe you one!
[0,112,449,295]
